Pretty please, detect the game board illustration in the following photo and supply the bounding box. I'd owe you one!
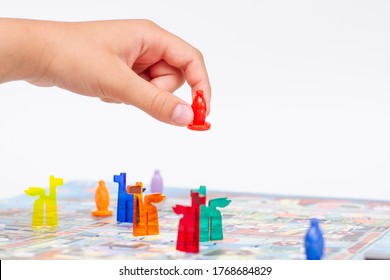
[0,181,389,260]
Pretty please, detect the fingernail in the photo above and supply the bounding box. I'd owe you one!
[172,103,193,126]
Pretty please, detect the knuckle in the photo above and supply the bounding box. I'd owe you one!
[147,91,169,117]
[141,19,158,29]
[193,47,204,60]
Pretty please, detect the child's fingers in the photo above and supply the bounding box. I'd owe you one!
[100,97,121,104]
[148,60,185,93]
[108,66,193,126]
[147,27,212,114]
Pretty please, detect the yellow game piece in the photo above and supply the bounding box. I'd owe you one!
[25,175,63,231]
[92,181,113,217]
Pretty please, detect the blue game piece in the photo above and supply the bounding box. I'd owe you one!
[113,173,134,223]
[304,218,324,260]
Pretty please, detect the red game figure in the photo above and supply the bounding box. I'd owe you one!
[172,190,203,253]
[187,90,211,131]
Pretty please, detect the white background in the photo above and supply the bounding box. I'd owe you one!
[2,260,388,280]
[0,0,389,200]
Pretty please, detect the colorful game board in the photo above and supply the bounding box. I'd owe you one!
[0,181,389,260]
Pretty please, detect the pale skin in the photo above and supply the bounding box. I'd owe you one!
[0,18,211,126]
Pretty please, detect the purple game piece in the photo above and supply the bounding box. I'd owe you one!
[150,170,163,193]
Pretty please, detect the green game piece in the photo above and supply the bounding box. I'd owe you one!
[200,197,231,242]
[200,204,211,242]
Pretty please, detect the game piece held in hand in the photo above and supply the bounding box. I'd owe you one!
[187,90,210,131]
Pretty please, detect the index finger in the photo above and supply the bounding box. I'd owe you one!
[156,30,212,115]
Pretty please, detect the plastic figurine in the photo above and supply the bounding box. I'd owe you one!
[133,191,166,236]
[150,169,163,193]
[135,193,166,236]
[305,218,325,260]
[173,190,204,253]
[128,182,165,236]
[25,175,63,231]
[187,90,211,131]
[127,182,145,225]
[92,181,113,217]
[195,185,207,202]
[200,197,231,241]
[113,173,134,223]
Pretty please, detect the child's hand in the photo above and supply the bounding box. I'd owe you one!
[0,19,211,126]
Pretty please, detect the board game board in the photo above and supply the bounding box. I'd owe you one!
[0,181,389,260]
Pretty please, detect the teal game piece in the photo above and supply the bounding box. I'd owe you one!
[208,198,231,240]
[199,185,231,242]
[198,185,206,196]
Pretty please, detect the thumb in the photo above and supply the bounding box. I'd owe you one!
[111,69,194,126]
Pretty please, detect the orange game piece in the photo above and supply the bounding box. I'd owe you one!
[92,181,113,217]
[133,193,166,236]
[128,182,166,236]
[128,182,144,224]
[187,90,211,131]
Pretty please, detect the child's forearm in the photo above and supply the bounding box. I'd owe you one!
[0,18,47,84]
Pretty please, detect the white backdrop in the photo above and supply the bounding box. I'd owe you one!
[0,0,389,200]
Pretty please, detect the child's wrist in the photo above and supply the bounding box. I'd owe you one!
[0,18,52,84]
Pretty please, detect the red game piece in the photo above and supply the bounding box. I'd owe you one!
[172,191,203,253]
[187,90,211,131]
